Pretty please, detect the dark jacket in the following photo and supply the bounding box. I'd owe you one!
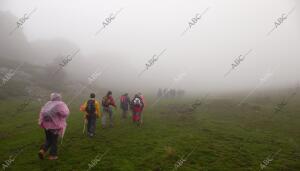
[120,95,130,111]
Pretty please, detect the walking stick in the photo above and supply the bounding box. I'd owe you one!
[61,128,66,145]
[83,118,87,134]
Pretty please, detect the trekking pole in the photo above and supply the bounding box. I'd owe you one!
[61,128,66,145]
[83,119,87,134]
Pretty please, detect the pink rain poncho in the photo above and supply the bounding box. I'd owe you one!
[38,93,70,136]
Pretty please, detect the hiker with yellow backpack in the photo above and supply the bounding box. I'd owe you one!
[80,93,101,137]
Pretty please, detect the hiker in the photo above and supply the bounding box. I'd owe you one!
[137,92,146,124]
[138,92,146,106]
[131,93,144,126]
[101,91,117,128]
[120,93,131,119]
[80,93,100,137]
[38,93,70,160]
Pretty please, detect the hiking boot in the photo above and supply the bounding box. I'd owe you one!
[48,156,58,160]
[38,149,46,160]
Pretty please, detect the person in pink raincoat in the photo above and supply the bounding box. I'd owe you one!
[38,93,70,160]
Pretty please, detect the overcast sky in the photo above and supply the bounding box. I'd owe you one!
[0,0,299,94]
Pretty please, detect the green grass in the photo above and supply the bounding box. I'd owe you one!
[0,97,299,171]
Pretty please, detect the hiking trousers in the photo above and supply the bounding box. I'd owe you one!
[121,109,128,119]
[87,113,97,134]
[102,107,113,127]
[41,129,59,156]
[132,111,141,122]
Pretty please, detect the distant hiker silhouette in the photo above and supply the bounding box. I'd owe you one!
[101,91,117,128]
[120,93,131,119]
[131,93,145,126]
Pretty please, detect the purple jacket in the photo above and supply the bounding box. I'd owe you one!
[38,93,70,136]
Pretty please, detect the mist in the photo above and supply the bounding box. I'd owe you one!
[1,0,299,96]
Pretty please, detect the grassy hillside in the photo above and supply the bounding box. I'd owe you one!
[0,96,299,171]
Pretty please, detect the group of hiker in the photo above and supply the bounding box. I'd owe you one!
[37,91,145,160]
[157,88,185,98]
